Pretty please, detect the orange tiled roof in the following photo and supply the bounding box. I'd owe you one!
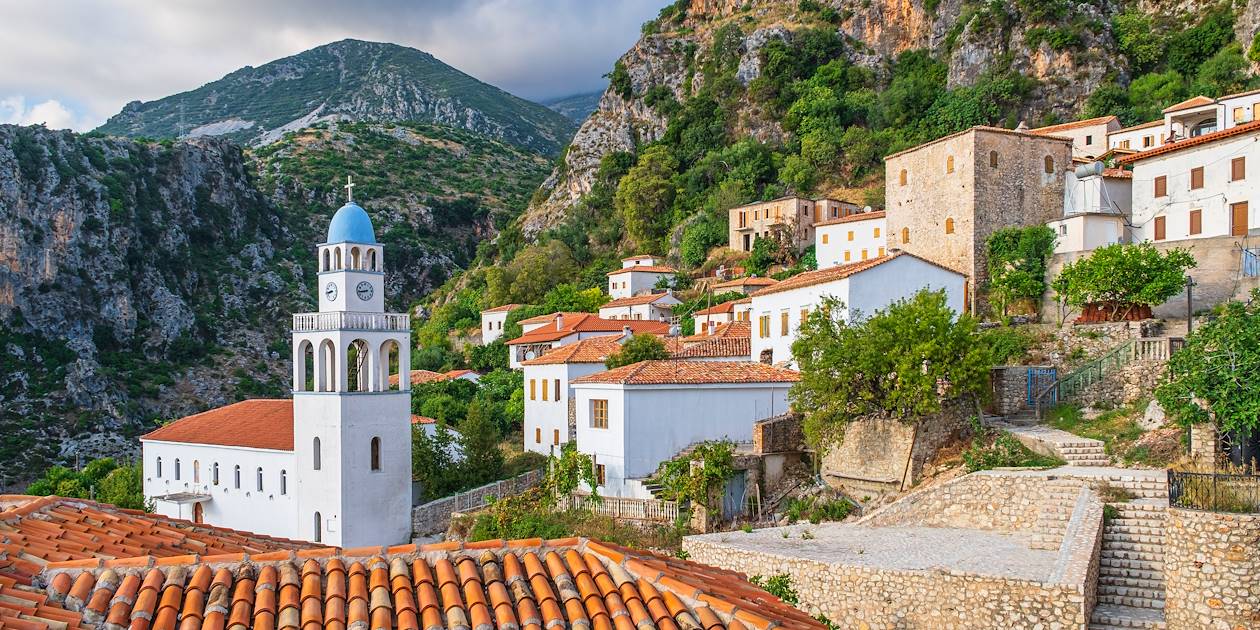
[712,277,777,290]
[751,252,960,297]
[516,311,590,326]
[606,265,677,276]
[0,573,85,630]
[389,370,449,387]
[481,304,522,314]
[812,210,885,227]
[141,400,294,451]
[506,315,669,346]
[0,496,315,586]
[600,293,676,309]
[1102,168,1132,179]
[671,337,752,359]
[571,360,799,386]
[1030,115,1118,135]
[40,538,822,630]
[684,322,751,343]
[444,370,477,379]
[1113,119,1163,133]
[1117,119,1260,164]
[1162,95,1215,113]
[520,336,627,366]
[694,300,739,316]
[621,254,658,261]
[411,415,436,425]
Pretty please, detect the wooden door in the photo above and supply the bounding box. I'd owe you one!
[1232,202,1249,237]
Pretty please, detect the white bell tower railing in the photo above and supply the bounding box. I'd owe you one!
[292,311,410,333]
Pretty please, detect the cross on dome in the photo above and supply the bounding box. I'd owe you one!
[344,174,355,202]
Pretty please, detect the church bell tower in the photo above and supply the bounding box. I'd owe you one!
[290,176,412,546]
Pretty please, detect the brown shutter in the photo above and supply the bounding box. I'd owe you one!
[1232,202,1249,236]
[1232,157,1246,181]
[1154,216,1166,241]
[1190,167,1204,189]
[1189,209,1202,235]
[1154,176,1167,197]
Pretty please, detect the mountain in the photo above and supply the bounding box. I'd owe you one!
[0,121,549,490]
[95,39,576,155]
[542,91,605,123]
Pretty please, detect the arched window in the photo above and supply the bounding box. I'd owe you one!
[212,463,220,486]
[175,459,181,481]
[280,470,287,495]
[380,340,401,391]
[156,457,163,477]
[322,249,330,272]
[898,169,907,186]
[256,467,264,491]
[348,339,370,392]
[314,512,322,543]
[351,247,361,269]
[234,465,241,489]
[334,248,343,270]
[313,437,322,470]
[297,340,315,392]
[193,460,200,483]
[319,339,337,392]
[370,437,381,471]
[368,249,378,271]
[945,218,955,234]
[901,227,910,244]
[1043,155,1054,174]
[989,151,998,168]
[946,155,954,174]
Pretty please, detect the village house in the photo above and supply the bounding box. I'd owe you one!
[521,335,628,456]
[597,291,680,321]
[884,125,1071,311]
[692,299,741,331]
[750,253,967,365]
[607,255,677,299]
[1048,163,1134,254]
[727,196,860,254]
[570,360,799,499]
[504,312,669,368]
[479,303,520,344]
[710,276,778,295]
[814,211,886,269]
[443,369,480,383]
[1107,90,1260,153]
[1030,115,1121,160]
[142,197,413,547]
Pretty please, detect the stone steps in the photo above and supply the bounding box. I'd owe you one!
[1099,584,1165,603]
[1102,548,1165,565]
[1097,593,1166,610]
[1100,575,1165,591]
[1101,556,1164,574]
[1090,604,1167,630]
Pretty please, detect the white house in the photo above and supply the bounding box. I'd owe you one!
[142,196,413,547]
[607,255,677,299]
[570,360,799,499]
[1048,163,1134,254]
[443,369,481,383]
[1117,120,1259,243]
[1107,90,1260,153]
[710,276,778,296]
[1030,115,1121,160]
[520,335,627,455]
[750,253,968,365]
[732,297,753,322]
[692,299,740,331]
[598,291,680,321]
[814,211,887,269]
[504,312,670,369]
[480,304,521,344]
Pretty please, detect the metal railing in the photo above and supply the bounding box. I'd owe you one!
[1034,337,1184,418]
[292,311,409,332]
[1168,469,1260,513]
[570,492,681,523]
[1242,247,1260,278]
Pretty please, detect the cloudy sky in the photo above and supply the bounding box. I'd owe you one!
[0,0,668,131]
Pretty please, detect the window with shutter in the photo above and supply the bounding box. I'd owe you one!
[1190,167,1204,190]
[780,311,788,335]
[554,379,560,401]
[1232,157,1246,181]
[1189,209,1202,235]
[591,400,608,429]
[1154,176,1167,197]
[529,379,536,400]
[535,428,541,444]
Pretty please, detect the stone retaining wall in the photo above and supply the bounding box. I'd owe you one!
[1074,358,1167,408]
[1164,507,1260,630]
[821,399,970,494]
[411,469,543,535]
[989,366,1038,415]
[1189,423,1219,465]
[752,413,804,454]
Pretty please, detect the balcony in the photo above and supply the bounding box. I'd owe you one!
[292,311,410,333]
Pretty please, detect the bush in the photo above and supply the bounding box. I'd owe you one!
[983,326,1032,364]
[783,496,853,524]
[680,214,728,267]
[963,430,1065,472]
[986,226,1055,314]
[605,334,670,369]
[1052,243,1196,320]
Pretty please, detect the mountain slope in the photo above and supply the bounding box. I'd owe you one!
[0,121,548,490]
[543,91,605,123]
[96,39,575,155]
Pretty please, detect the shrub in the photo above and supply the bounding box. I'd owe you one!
[962,431,1064,472]
[605,334,670,369]
[986,226,1055,314]
[1052,243,1196,320]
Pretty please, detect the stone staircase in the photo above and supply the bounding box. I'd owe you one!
[1090,480,1169,630]
[985,411,1110,466]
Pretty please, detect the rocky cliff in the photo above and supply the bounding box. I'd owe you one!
[0,121,548,489]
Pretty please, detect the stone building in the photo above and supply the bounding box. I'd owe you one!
[727,197,859,254]
[884,125,1072,312]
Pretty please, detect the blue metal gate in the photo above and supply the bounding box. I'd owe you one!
[1242,248,1260,278]
[1027,367,1057,406]
[722,473,747,519]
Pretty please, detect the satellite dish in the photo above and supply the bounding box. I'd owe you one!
[863,206,872,213]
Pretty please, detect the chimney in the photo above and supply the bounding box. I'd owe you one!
[707,320,716,336]
[619,326,633,344]
[555,314,564,331]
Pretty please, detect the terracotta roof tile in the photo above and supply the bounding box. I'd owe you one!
[1116,119,1260,164]
[621,255,657,261]
[481,304,522,314]
[811,210,885,227]
[751,252,960,297]
[693,300,739,316]
[506,315,669,346]
[599,292,677,309]
[682,322,750,343]
[1162,95,1215,113]
[1029,115,1118,135]
[140,400,294,451]
[606,266,677,276]
[670,337,751,360]
[570,360,798,386]
[520,336,627,366]
[388,370,448,387]
[1113,119,1163,133]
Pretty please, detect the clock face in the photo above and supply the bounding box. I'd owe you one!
[356,281,374,301]
[324,282,338,301]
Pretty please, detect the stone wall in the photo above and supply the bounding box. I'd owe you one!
[989,365,1048,414]
[412,469,543,536]
[860,470,1077,533]
[1163,507,1260,630]
[1190,423,1219,465]
[752,413,804,454]
[1074,358,1167,408]
[821,399,970,494]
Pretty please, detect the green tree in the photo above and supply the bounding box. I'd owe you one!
[1193,44,1249,97]
[791,290,991,450]
[605,334,670,369]
[507,241,580,303]
[459,400,505,486]
[615,146,678,250]
[97,463,147,510]
[1112,11,1165,72]
[986,226,1056,314]
[412,423,461,501]
[680,213,729,267]
[1156,291,1260,438]
[25,458,148,511]
[1052,243,1196,320]
[1166,6,1235,77]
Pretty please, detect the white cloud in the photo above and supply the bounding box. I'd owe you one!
[0,95,93,130]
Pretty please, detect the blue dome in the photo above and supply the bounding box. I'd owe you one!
[326,202,376,244]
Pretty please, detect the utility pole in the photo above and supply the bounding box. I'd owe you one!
[1185,275,1195,334]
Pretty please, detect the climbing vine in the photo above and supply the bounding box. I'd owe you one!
[986,225,1056,315]
[649,441,735,511]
